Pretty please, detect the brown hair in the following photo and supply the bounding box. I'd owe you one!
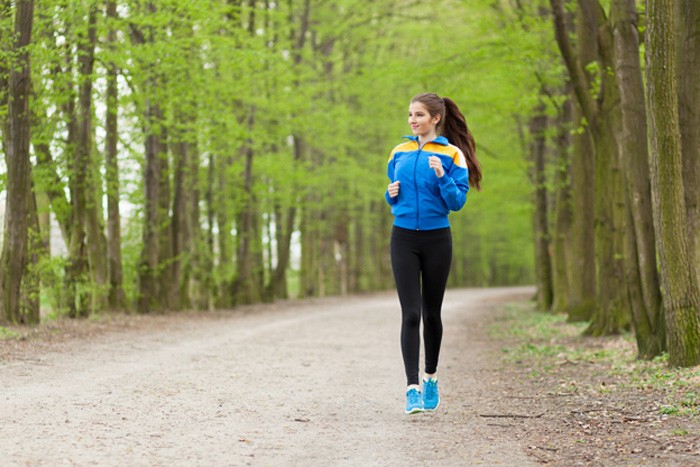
[411,93,482,190]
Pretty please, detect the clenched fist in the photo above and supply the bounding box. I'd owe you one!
[428,156,445,178]
[387,180,400,198]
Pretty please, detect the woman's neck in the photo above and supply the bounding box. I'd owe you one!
[418,132,437,148]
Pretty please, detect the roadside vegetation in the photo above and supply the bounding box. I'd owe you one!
[492,301,700,464]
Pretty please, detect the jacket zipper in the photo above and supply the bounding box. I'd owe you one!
[413,141,422,230]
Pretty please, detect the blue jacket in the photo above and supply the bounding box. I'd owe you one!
[385,135,469,230]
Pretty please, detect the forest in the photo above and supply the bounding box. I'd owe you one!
[1,0,699,367]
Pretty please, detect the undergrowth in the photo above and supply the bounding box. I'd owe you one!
[0,326,21,340]
[494,300,700,417]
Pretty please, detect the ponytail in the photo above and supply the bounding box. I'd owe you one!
[440,97,482,191]
[410,93,482,190]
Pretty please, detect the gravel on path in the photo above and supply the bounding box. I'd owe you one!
[1,286,535,466]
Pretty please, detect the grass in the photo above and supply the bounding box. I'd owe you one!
[0,326,21,340]
[495,300,700,417]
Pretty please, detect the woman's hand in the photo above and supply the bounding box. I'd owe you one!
[429,156,445,178]
[387,181,400,198]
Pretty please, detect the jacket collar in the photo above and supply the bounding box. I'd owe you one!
[402,135,449,146]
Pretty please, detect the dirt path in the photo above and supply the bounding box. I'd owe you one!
[1,287,535,466]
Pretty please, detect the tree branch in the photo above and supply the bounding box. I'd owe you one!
[549,0,598,125]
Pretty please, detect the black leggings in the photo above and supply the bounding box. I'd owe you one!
[390,226,452,386]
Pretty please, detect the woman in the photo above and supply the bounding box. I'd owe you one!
[385,92,482,414]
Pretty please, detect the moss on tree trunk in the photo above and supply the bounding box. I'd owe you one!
[646,0,700,367]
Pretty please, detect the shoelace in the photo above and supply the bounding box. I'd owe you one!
[408,389,421,405]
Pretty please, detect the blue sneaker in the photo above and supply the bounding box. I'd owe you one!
[423,378,440,411]
[405,388,424,414]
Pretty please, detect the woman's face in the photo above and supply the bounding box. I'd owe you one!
[408,101,440,138]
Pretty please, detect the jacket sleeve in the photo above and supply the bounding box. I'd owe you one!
[385,153,398,206]
[437,156,469,211]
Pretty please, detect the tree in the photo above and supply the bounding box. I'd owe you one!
[1,0,11,154]
[676,0,700,288]
[550,96,574,313]
[610,0,663,358]
[129,1,166,314]
[104,0,127,311]
[548,0,597,322]
[0,0,540,321]
[529,101,553,311]
[550,0,630,334]
[0,0,36,323]
[645,0,700,367]
[75,4,107,314]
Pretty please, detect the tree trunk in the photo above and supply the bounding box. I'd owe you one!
[611,0,664,357]
[20,186,41,323]
[105,0,127,311]
[32,133,71,246]
[676,0,700,289]
[203,153,216,309]
[182,140,201,310]
[260,0,310,300]
[0,0,10,154]
[551,97,573,313]
[551,0,631,332]
[138,99,162,314]
[266,135,304,300]
[29,15,71,248]
[550,0,598,126]
[216,148,234,308]
[646,0,700,367]
[171,137,188,310]
[350,209,364,292]
[0,0,35,323]
[157,130,173,310]
[230,0,265,306]
[268,202,295,300]
[300,209,318,298]
[567,105,597,321]
[334,214,349,297]
[135,3,163,314]
[233,110,262,305]
[585,98,630,336]
[78,6,109,312]
[529,104,553,311]
[180,139,200,309]
[175,136,196,311]
[585,13,630,335]
[1,0,10,251]
[551,0,596,321]
[62,11,93,318]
